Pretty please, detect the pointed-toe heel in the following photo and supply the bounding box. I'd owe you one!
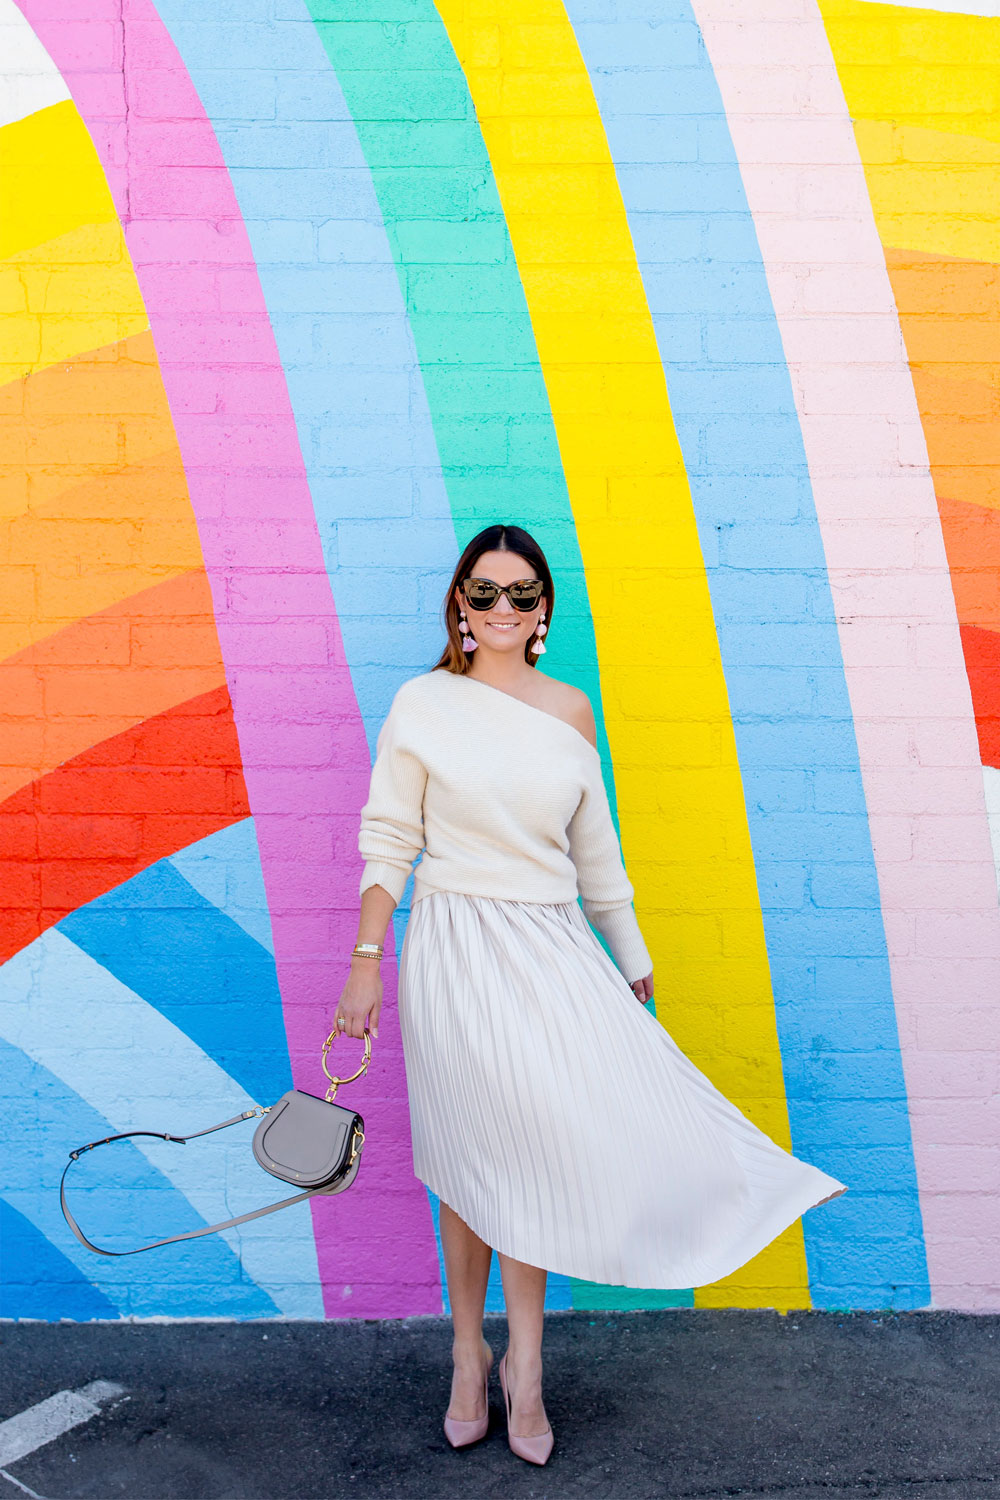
[499,1351,554,1466]
[443,1352,491,1449]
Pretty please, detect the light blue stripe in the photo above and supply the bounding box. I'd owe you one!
[0,932,324,1317]
[151,0,455,1010]
[568,0,929,1308]
[152,0,456,749]
[58,860,290,1108]
[168,819,275,956]
[0,1038,278,1319]
[0,1197,119,1321]
[149,0,458,1308]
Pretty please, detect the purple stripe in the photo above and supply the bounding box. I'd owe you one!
[16,0,440,1318]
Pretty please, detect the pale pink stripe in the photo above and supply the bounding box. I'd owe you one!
[693,0,1000,1312]
[16,0,440,1318]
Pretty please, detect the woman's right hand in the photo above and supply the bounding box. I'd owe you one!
[332,961,383,1041]
[630,970,654,1005]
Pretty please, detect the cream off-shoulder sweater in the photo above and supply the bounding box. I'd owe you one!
[357,667,653,984]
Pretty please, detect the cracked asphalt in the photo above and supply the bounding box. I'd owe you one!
[0,1309,997,1498]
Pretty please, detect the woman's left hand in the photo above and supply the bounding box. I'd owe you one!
[630,971,654,1004]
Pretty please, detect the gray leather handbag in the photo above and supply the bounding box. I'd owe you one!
[60,1029,370,1257]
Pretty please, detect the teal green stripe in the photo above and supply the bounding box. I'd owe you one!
[304,3,601,706]
[305,0,683,1313]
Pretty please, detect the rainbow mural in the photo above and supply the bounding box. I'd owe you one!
[2,0,998,1321]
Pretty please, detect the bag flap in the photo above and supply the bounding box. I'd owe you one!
[252,1089,362,1187]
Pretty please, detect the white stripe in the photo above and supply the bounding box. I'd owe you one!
[0,1467,49,1499]
[0,931,324,1318]
[0,1382,125,1468]
[981,767,1000,901]
[853,0,999,13]
[693,0,1000,1313]
[0,0,70,131]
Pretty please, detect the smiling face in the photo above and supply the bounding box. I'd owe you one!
[455,549,547,661]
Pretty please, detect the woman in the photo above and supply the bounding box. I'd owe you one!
[332,523,847,1467]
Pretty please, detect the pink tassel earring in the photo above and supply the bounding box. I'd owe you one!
[458,608,479,652]
[530,612,548,655]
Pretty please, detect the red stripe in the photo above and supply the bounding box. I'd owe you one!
[960,624,1000,769]
[0,686,249,963]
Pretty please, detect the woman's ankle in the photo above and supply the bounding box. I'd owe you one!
[505,1346,543,1382]
[452,1333,490,1366]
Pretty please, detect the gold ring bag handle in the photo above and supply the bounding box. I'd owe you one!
[321,1025,372,1102]
[61,1029,372,1257]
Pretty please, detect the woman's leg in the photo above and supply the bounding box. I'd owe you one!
[439,1200,493,1420]
[497,1251,550,1437]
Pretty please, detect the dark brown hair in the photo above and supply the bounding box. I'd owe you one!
[431,523,554,676]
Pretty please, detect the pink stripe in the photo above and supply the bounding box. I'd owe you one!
[16,0,440,1319]
[693,0,1000,1310]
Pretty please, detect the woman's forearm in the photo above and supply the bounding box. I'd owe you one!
[351,882,398,970]
[333,883,398,1040]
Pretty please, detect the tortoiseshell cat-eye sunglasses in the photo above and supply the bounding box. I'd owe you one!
[461,577,544,611]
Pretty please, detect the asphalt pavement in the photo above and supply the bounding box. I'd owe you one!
[0,1309,997,1499]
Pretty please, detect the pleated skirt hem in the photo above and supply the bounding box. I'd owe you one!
[419,1164,847,1292]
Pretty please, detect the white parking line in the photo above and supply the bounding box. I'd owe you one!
[1,1467,49,1499]
[0,1381,126,1469]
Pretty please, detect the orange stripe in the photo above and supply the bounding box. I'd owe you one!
[937,496,1000,636]
[881,244,1000,751]
[0,572,226,805]
[884,245,1000,513]
[0,685,249,964]
[960,625,1000,770]
[1,329,204,657]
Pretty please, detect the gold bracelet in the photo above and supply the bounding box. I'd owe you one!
[351,942,383,960]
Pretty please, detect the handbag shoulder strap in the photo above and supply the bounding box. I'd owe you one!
[59,1109,331,1258]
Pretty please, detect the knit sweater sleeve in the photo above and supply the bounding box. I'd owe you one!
[357,693,428,906]
[567,757,653,986]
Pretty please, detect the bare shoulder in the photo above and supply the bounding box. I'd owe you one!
[539,677,598,750]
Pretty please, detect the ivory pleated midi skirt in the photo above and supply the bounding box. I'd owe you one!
[397,889,848,1289]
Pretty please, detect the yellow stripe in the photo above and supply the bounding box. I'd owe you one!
[851,120,1000,264]
[0,102,148,379]
[0,100,118,259]
[1,219,150,380]
[433,0,813,1306]
[820,0,1000,142]
[821,2,1000,263]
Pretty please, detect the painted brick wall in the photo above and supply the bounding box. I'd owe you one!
[2,0,998,1321]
